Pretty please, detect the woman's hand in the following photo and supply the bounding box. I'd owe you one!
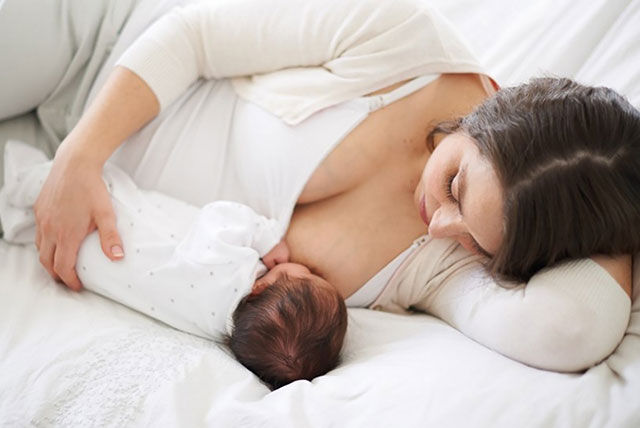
[31,67,161,291]
[34,145,123,291]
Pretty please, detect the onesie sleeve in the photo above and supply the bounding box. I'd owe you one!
[182,201,282,260]
[0,141,51,243]
[411,247,632,372]
[114,0,478,114]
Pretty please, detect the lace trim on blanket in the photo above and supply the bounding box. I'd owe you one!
[21,325,219,427]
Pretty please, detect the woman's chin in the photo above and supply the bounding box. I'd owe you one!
[457,239,475,254]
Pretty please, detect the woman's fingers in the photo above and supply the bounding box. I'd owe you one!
[53,240,84,291]
[35,226,42,251]
[33,146,108,290]
[35,220,84,290]
[38,239,60,282]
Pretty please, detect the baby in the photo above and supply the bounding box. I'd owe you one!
[0,141,347,390]
[230,242,348,389]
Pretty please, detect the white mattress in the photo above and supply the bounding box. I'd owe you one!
[1,0,640,426]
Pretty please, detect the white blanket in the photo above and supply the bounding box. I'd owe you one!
[1,0,640,426]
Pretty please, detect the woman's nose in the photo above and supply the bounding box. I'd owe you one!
[428,204,465,238]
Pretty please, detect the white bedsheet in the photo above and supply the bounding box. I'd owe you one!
[2,0,640,426]
[1,241,639,426]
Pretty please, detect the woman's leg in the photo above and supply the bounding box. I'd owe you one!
[0,0,139,147]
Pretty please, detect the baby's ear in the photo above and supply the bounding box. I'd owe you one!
[251,280,270,296]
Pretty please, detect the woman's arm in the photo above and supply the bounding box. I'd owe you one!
[115,0,482,124]
[591,254,633,298]
[410,245,632,372]
[34,67,159,290]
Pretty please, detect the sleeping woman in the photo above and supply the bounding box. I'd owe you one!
[1,0,638,373]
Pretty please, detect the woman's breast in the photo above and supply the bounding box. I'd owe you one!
[290,74,493,296]
[287,158,429,298]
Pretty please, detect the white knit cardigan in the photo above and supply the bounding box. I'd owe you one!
[116,0,486,125]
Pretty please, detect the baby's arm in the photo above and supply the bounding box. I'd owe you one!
[179,201,283,260]
[411,244,631,372]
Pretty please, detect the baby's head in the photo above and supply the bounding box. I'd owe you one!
[225,263,347,390]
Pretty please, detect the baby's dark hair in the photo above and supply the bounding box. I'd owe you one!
[224,272,347,390]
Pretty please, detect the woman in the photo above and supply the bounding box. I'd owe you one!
[1,0,637,371]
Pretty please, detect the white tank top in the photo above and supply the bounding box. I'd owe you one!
[110,74,439,306]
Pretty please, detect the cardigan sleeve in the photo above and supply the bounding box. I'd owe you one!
[115,0,484,120]
[410,247,631,372]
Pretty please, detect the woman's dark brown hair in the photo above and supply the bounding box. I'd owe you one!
[428,77,640,282]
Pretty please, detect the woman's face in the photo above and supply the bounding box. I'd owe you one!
[414,132,504,256]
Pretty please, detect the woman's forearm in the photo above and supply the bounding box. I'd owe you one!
[58,66,159,166]
[415,254,631,372]
[590,254,632,298]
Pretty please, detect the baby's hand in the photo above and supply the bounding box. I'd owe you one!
[262,240,290,269]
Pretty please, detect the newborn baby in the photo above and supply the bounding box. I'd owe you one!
[0,141,347,390]
[230,242,348,389]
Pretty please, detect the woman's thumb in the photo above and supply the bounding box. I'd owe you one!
[95,210,124,261]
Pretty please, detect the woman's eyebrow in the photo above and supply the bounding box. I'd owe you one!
[458,166,493,258]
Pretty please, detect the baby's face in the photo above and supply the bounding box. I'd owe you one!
[252,263,333,295]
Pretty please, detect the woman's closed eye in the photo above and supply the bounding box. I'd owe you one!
[444,172,493,258]
[444,173,458,206]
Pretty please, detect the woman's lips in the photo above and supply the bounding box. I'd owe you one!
[419,195,429,225]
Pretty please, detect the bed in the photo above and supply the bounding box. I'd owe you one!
[1,0,639,426]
